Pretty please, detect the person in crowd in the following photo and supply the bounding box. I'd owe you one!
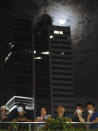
[72,104,86,122]
[54,105,72,121]
[0,105,9,121]
[86,101,98,129]
[34,107,51,122]
[12,103,32,122]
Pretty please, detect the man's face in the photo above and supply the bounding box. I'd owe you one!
[41,108,47,116]
[87,104,94,112]
[57,106,65,114]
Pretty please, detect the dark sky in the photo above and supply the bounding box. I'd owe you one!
[0,0,98,108]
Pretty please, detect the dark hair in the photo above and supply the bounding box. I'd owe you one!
[86,101,95,107]
[57,105,65,110]
[75,104,84,109]
[41,107,47,111]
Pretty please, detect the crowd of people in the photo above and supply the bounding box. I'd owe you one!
[0,101,98,129]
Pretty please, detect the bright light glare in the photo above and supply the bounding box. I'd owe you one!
[11,45,14,48]
[34,57,42,60]
[8,52,12,57]
[45,3,82,43]
[5,52,12,63]
[61,52,65,55]
[59,19,66,25]
[54,30,64,35]
[9,42,12,46]
[34,50,36,54]
[50,35,54,39]
[41,51,50,55]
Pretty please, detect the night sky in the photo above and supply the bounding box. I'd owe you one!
[0,0,98,109]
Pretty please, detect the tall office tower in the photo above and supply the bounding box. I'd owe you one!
[34,14,74,115]
[34,14,52,115]
[4,19,34,111]
[49,26,74,114]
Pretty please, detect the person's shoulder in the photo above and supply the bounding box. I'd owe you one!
[44,115,51,119]
[94,112,98,116]
[46,115,51,118]
[53,115,57,119]
[65,113,71,118]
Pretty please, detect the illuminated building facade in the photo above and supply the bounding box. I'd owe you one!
[34,14,74,115]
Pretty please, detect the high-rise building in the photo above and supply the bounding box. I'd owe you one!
[34,14,74,115]
[1,15,74,115]
[49,26,74,114]
[34,15,52,115]
[4,19,34,111]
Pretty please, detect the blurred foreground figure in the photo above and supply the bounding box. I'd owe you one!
[86,101,98,129]
[13,104,32,122]
[0,105,9,121]
[35,107,51,122]
[54,105,72,122]
[72,104,86,122]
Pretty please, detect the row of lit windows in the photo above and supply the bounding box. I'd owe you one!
[54,30,64,35]
[5,51,70,63]
[50,30,64,39]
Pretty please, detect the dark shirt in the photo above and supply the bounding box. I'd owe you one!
[15,113,28,122]
[0,117,9,122]
[13,113,29,130]
[54,113,71,119]
[72,113,86,129]
[72,113,86,122]
[89,112,98,129]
